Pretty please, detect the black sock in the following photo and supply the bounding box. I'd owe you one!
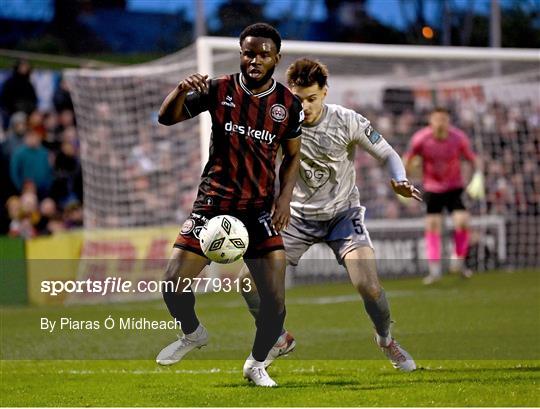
[252,305,286,361]
[363,289,391,338]
[241,290,261,320]
[162,281,200,334]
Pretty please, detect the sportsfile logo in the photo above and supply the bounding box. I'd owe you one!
[225,121,276,144]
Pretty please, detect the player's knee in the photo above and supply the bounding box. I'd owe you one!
[260,291,285,315]
[355,280,381,301]
[163,259,180,281]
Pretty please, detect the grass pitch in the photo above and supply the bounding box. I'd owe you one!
[1,269,539,406]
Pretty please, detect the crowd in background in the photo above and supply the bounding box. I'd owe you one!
[354,100,540,220]
[1,60,539,239]
[0,60,83,238]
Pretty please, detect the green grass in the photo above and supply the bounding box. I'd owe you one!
[1,269,539,406]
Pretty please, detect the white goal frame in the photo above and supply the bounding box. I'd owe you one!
[196,36,540,167]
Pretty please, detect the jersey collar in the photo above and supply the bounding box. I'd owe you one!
[238,73,276,98]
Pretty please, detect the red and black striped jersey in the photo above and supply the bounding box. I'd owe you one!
[183,73,303,213]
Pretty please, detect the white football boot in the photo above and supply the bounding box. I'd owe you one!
[449,255,473,279]
[243,354,278,387]
[264,330,296,368]
[423,262,442,285]
[376,334,417,372]
[156,324,208,366]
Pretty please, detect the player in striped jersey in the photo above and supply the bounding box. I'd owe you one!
[240,58,421,372]
[155,23,303,387]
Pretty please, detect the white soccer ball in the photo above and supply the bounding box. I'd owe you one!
[199,215,249,264]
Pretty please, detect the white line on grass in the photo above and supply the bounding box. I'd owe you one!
[56,367,321,375]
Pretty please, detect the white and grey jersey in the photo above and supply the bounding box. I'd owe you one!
[290,104,403,221]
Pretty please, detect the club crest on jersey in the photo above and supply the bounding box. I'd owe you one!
[221,95,236,108]
[270,104,287,122]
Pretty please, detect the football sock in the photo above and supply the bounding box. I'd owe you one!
[426,231,441,262]
[241,289,261,320]
[363,289,391,338]
[252,306,286,362]
[162,283,200,335]
[454,229,470,258]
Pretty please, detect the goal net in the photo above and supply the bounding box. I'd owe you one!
[65,39,540,278]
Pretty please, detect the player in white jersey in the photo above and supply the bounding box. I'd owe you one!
[239,58,421,372]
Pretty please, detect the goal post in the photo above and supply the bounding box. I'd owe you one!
[195,37,539,168]
[65,38,539,277]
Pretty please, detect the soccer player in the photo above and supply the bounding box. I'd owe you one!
[240,58,420,372]
[403,107,481,285]
[155,23,303,387]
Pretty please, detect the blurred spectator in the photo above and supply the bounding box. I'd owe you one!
[0,60,37,129]
[1,112,27,158]
[53,78,74,113]
[10,130,53,198]
[51,131,82,206]
[28,110,46,140]
[8,189,40,239]
[42,111,62,153]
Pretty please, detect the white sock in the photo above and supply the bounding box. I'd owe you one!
[246,353,265,367]
[185,324,204,340]
[428,262,442,277]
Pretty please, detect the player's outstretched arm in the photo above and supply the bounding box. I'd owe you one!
[391,179,422,202]
[158,74,209,125]
[272,137,301,231]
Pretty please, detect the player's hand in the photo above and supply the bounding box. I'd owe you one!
[179,74,209,94]
[391,179,422,202]
[271,196,291,231]
[466,171,485,200]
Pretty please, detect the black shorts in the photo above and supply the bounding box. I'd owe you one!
[174,209,284,259]
[424,188,466,214]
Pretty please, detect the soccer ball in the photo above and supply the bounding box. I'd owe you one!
[199,215,249,264]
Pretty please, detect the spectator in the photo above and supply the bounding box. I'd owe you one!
[0,60,37,129]
[10,130,53,198]
[53,77,74,113]
[1,111,27,158]
[51,132,81,206]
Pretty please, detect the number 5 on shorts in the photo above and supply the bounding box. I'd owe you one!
[352,218,364,235]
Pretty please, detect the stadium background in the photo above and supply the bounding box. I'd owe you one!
[1,0,539,406]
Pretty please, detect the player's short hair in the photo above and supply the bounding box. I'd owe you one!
[286,58,329,89]
[432,106,450,115]
[239,23,281,52]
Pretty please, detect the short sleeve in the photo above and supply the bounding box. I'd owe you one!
[404,131,424,159]
[348,110,372,144]
[284,97,304,139]
[459,130,477,162]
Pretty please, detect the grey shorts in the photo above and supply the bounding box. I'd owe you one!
[282,207,373,265]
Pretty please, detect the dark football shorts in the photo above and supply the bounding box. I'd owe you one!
[174,209,284,259]
[424,188,466,214]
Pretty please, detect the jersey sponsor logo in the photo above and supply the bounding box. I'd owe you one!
[270,104,287,122]
[365,125,381,144]
[300,158,331,189]
[225,121,277,144]
[221,95,236,108]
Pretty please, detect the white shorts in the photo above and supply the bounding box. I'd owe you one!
[282,207,373,265]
